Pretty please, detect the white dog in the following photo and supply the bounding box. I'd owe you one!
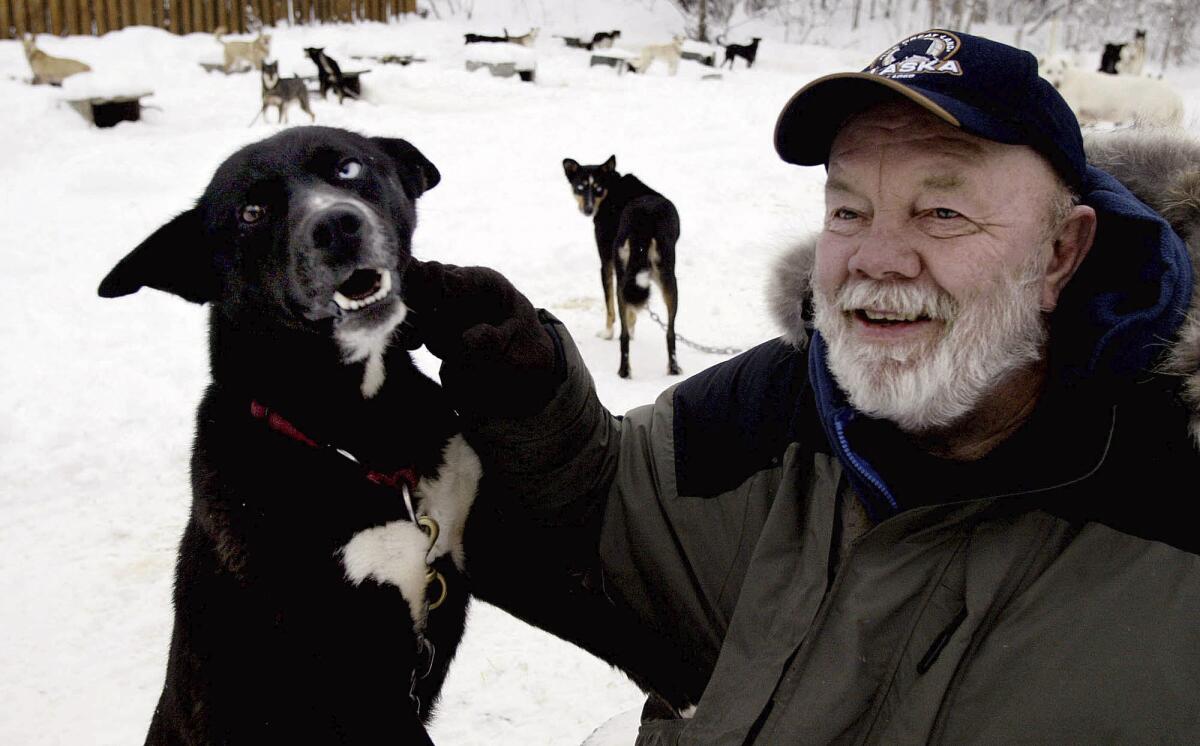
[633,35,685,76]
[1042,61,1183,127]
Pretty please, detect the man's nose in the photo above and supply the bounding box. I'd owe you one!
[846,220,921,280]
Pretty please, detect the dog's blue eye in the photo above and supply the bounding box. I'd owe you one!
[337,159,363,180]
[240,205,266,224]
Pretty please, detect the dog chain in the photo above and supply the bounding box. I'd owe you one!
[645,308,746,356]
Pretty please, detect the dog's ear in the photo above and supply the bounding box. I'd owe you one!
[601,155,616,173]
[98,209,218,304]
[563,158,579,178]
[371,138,441,199]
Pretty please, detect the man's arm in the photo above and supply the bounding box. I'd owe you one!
[403,261,715,710]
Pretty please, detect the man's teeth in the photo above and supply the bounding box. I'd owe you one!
[862,309,922,322]
[333,271,391,311]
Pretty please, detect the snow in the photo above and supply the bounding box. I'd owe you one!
[2,3,1198,745]
[462,42,538,69]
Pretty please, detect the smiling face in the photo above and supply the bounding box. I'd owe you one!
[812,101,1089,435]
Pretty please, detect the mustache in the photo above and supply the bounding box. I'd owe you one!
[832,278,959,321]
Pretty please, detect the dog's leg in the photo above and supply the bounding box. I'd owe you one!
[599,260,616,340]
[615,243,632,378]
[661,272,680,375]
[624,303,637,340]
[301,95,315,122]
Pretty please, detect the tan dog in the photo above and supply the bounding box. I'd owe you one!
[23,35,91,85]
[214,26,271,73]
[633,35,684,76]
[508,27,540,47]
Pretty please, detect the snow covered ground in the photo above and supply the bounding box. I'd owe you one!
[2,3,1198,744]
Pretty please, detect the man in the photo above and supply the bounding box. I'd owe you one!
[405,30,1200,744]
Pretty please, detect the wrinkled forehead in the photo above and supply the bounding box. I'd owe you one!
[829,101,992,165]
[827,100,1056,192]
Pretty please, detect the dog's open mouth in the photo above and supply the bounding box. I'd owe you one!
[333,269,391,311]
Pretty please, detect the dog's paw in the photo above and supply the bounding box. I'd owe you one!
[618,365,631,378]
[597,327,614,340]
[668,362,682,375]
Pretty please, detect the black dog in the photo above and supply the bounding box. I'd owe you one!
[721,37,761,69]
[463,31,509,44]
[98,127,473,744]
[563,155,681,378]
[587,29,621,50]
[305,46,357,103]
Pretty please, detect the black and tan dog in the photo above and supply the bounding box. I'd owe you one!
[563,155,681,378]
[305,47,358,103]
[720,36,762,69]
[98,127,475,744]
[252,60,315,125]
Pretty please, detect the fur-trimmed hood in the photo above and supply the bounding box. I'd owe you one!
[767,128,1200,448]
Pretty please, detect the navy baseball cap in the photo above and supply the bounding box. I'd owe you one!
[774,29,1086,189]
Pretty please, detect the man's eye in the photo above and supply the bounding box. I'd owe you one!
[932,207,962,219]
[832,208,859,220]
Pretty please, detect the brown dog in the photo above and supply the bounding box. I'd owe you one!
[23,35,91,85]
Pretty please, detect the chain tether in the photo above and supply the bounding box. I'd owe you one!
[645,308,746,356]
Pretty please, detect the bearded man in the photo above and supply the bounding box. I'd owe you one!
[405,30,1200,745]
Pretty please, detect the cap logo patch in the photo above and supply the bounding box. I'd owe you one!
[866,30,963,79]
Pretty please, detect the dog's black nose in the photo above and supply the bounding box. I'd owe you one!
[310,206,365,255]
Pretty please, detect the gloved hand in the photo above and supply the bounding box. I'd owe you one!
[401,260,562,419]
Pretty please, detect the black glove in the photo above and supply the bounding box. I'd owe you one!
[401,260,562,419]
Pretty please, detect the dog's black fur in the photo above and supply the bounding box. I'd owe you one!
[255,60,314,124]
[721,37,761,69]
[1099,30,1145,74]
[98,127,470,745]
[563,155,681,378]
[1100,42,1124,74]
[586,29,621,50]
[463,31,510,44]
[305,47,357,103]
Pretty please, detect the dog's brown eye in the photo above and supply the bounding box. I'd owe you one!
[240,205,266,224]
[337,159,363,180]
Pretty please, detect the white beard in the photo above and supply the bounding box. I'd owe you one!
[813,252,1049,433]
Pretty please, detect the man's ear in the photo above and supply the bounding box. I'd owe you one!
[371,137,441,199]
[98,209,219,304]
[601,155,616,173]
[1041,204,1097,311]
[563,158,579,178]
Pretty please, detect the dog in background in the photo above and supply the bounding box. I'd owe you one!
[563,155,681,378]
[632,35,685,76]
[587,29,621,50]
[22,34,90,85]
[252,61,315,125]
[508,28,540,47]
[98,126,470,745]
[305,47,358,103]
[214,26,271,73]
[720,36,762,69]
[1099,29,1147,75]
[464,31,511,44]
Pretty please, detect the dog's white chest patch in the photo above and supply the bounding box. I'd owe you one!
[415,434,482,571]
[340,520,431,627]
[337,434,480,629]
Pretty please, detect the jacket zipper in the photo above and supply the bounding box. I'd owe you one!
[834,410,899,512]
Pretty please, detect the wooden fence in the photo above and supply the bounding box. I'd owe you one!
[3,0,417,39]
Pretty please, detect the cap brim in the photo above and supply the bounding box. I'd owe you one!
[774,72,964,166]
